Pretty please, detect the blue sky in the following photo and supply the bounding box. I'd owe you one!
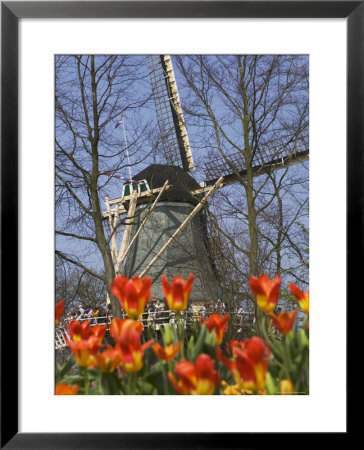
[55,55,309,288]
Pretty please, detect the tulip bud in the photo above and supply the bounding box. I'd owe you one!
[280,379,296,394]
[163,324,172,346]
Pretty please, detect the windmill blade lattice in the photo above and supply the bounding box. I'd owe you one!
[147,55,194,171]
[204,133,309,183]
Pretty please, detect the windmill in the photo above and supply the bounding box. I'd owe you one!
[103,55,309,309]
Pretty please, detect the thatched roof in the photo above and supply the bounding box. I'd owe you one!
[133,164,201,205]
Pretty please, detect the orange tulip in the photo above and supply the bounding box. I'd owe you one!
[94,345,123,373]
[217,337,270,392]
[280,379,296,394]
[66,320,107,367]
[68,321,106,343]
[67,339,100,367]
[152,342,181,361]
[200,313,228,345]
[168,354,220,395]
[55,383,79,395]
[55,299,64,326]
[110,317,143,343]
[267,310,298,334]
[109,317,152,372]
[289,283,309,314]
[110,275,153,319]
[161,274,194,312]
[249,274,281,313]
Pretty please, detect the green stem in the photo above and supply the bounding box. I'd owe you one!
[127,372,133,394]
[162,363,169,395]
[84,367,89,395]
[99,373,105,395]
[254,304,262,337]
[131,372,137,395]
[294,347,308,390]
[267,316,277,343]
[282,336,291,379]
[177,312,185,359]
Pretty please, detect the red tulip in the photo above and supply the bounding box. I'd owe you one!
[267,310,298,334]
[94,345,123,373]
[200,313,229,345]
[55,299,64,326]
[110,318,152,372]
[249,274,281,313]
[168,354,220,395]
[55,383,78,395]
[110,317,143,343]
[111,276,153,319]
[161,274,194,312]
[217,337,270,392]
[66,320,107,367]
[289,283,309,314]
[152,342,181,361]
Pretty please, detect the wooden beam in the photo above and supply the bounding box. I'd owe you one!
[114,180,169,275]
[115,190,138,274]
[162,55,194,171]
[111,202,120,262]
[106,184,170,207]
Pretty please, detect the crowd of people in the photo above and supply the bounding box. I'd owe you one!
[58,297,252,329]
[63,303,112,326]
[200,299,226,319]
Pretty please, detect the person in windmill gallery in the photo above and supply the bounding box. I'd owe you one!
[200,305,207,320]
[216,299,225,315]
[76,305,85,321]
[84,306,94,322]
[155,299,164,318]
[92,304,100,324]
[145,301,156,314]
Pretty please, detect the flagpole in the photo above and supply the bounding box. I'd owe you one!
[121,118,132,179]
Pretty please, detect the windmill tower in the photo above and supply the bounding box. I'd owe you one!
[103,55,309,309]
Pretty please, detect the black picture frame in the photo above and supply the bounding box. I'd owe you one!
[1,1,356,447]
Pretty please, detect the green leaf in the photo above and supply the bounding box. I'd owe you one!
[205,330,218,348]
[139,381,155,395]
[60,375,84,385]
[192,325,207,361]
[145,361,164,383]
[56,355,75,381]
[162,324,172,346]
[300,328,309,348]
[270,342,284,363]
[187,335,195,360]
[266,372,277,395]
[87,388,100,395]
[87,368,102,379]
[106,372,124,395]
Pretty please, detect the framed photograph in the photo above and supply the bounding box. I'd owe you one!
[1,1,356,447]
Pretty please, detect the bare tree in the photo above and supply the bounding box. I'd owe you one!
[55,256,106,314]
[55,55,155,316]
[175,55,309,333]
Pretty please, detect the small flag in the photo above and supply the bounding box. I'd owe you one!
[115,116,123,128]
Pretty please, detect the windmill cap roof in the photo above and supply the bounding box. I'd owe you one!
[133,164,201,205]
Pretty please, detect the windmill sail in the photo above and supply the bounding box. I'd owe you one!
[147,55,194,171]
[204,133,309,187]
